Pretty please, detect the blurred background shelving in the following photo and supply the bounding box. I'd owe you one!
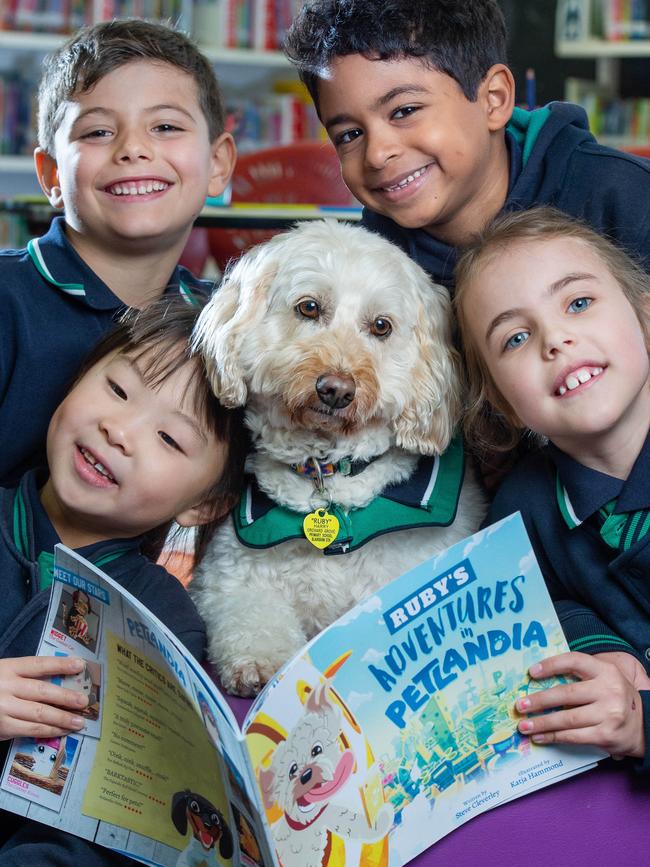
[0,0,322,196]
[0,0,648,256]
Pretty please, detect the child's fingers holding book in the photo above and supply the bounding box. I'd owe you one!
[0,656,88,741]
[515,652,646,759]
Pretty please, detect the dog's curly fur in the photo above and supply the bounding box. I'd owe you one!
[191,220,486,695]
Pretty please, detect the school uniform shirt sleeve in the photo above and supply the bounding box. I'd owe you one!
[122,561,208,662]
[0,814,139,866]
[0,220,212,488]
[483,452,646,666]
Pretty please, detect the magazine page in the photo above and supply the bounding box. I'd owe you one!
[0,545,273,867]
[243,513,604,867]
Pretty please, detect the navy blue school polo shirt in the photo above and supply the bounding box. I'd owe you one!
[486,433,650,665]
[0,216,211,487]
[0,467,207,663]
[0,467,208,857]
[486,433,650,771]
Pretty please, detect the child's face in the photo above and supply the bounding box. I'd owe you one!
[41,348,228,547]
[461,236,650,458]
[318,54,511,244]
[36,60,234,258]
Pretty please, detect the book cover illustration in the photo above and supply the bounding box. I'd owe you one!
[0,516,602,867]
[244,512,601,866]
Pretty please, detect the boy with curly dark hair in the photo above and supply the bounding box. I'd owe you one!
[285,0,650,289]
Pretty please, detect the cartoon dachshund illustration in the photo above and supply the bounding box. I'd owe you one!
[171,790,234,866]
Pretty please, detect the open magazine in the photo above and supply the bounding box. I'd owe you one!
[0,513,604,866]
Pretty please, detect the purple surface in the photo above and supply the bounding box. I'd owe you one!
[224,691,650,867]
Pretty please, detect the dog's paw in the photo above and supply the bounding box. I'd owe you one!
[221,662,275,697]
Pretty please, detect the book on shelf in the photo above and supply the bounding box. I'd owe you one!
[556,0,650,43]
[194,0,302,51]
[226,83,324,152]
[1,0,192,33]
[602,0,650,40]
[565,76,650,144]
[556,0,593,42]
[0,514,603,866]
[253,0,277,52]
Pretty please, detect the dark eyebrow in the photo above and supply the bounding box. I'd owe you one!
[324,84,428,132]
[72,102,196,126]
[484,272,596,344]
[146,103,197,122]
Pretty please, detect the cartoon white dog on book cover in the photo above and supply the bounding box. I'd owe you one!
[244,515,601,867]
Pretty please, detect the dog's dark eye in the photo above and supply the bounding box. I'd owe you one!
[311,743,323,757]
[189,800,200,813]
[289,762,299,779]
[370,317,392,338]
[210,812,220,825]
[295,299,320,320]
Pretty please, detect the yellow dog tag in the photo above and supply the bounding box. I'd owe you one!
[303,509,340,549]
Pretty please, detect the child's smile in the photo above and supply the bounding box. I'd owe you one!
[40,349,227,548]
[38,60,230,259]
[554,365,604,397]
[463,235,650,471]
[103,177,171,199]
[375,162,434,197]
[318,54,512,245]
[75,445,117,487]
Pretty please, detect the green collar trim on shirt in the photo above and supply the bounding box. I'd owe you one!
[28,236,199,305]
[179,279,200,306]
[555,470,650,552]
[506,105,552,167]
[12,485,130,590]
[27,237,86,297]
[13,483,30,556]
[234,437,465,555]
[555,472,583,530]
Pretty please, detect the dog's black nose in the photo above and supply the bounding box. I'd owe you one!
[300,768,313,785]
[316,374,356,409]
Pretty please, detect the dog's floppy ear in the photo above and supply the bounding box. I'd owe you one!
[258,762,279,810]
[170,790,189,835]
[305,680,333,714]
[192,243,280,407]
[217,812,235,859]
[393,279,464,456]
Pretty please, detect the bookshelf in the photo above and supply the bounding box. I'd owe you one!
[0,3,316,197]
[555,1,650,151]
[556,34,650,91]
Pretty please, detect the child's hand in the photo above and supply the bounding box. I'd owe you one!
[0,656,89,741]
[593,651,650,692]
[515,652,646,760]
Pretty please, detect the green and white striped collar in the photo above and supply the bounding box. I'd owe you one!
[550,433,650,531]
[555,473,583,530]
[28,237,85,297]
[27,218,202,308]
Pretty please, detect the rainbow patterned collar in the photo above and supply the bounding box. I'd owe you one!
[290,455,379,480]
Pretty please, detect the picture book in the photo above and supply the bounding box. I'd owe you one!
[0,513,603,866]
